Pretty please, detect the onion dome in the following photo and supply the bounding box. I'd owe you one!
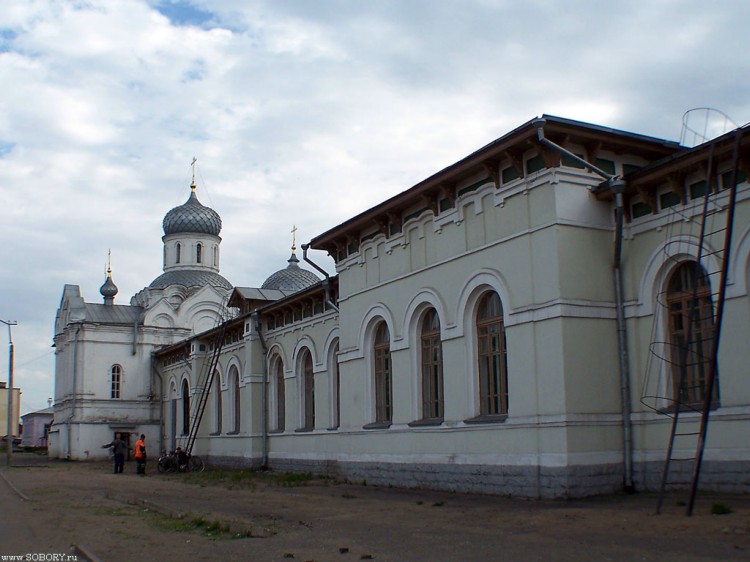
[162,182,222,236]
[261,252,320,292]
[100,266,118,305]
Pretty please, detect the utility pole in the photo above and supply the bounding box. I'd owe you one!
[1,319,17,466]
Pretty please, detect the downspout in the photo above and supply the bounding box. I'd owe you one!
[532,118,634,492]
[253,311,269,470]
[132,314,140,356]
[301,243,339,312]
[151,357,164,458]
[67,323,83,460]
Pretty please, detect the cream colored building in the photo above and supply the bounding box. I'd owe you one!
[53,115,750,498]
[154,116,750,498]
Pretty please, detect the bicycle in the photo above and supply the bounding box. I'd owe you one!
[157,449,204,473]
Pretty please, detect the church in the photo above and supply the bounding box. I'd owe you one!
[51,115,750,499]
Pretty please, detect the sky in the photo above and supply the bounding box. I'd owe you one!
[1,0,749,416]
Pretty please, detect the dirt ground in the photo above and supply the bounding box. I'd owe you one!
[0,452,748,562]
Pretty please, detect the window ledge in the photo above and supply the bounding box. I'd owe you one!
[268,429,285,435]
[363,421,392,430]
[407,418,444,428]
[294,427,314,433]
[463,414,508,425]
[326,426,340,432]
[226,430,240,436]
[209,431,222,436]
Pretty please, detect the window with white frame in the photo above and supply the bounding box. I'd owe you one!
[110,364,122,399]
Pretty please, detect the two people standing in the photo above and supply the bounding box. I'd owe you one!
[103,432,147,475]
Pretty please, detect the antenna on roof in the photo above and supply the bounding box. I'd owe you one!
[680,108,738,147]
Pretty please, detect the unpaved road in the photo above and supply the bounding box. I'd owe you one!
[0,453,748,562]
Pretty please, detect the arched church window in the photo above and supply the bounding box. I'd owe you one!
[274,359,285,432]
[213,245,218,267]
[420,308,444,421]
[330,341,340,429]
[373,321,392,424]
[181,379,190,435]
[229,366,240,433]
[213,370,222,434]
[666,260,717,406]
[476,291,508,417]
[176,242,181,264]
[196,243,202,264]
[301,349,315,430]
[110,365,122,399]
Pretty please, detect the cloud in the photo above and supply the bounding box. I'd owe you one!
[1,0,749,414]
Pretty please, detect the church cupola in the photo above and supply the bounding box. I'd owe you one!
[99,253,118,305]
[261,226,321,292]
[149,159,232,292]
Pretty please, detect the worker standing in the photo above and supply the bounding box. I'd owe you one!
[134,434,147,476]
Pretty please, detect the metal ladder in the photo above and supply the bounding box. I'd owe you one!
[182,297,233,457]
[656,130,742,514]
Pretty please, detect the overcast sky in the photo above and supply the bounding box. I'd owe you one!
[1,0,749,416]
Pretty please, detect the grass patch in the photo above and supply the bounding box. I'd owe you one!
[141,508,255,539]
[271,471,314,487]
[170,468,323,490]
[710,502,732,515]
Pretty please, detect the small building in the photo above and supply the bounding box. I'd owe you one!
[21,407,54,448]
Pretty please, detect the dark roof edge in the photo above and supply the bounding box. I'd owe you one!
[309,115,680,248]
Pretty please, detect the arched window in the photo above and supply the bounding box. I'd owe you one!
[181,379,190,435]
[110,365,122,399]
[666,261,717,405]
[302,350,315,430]
[212,370,222,434]
[373,322,392,424]
[196,243,203,264]
[176,242,181,264]
[213,245,219,267]
[229,365,240,433]
[420,309,443,421]
[476,292,508,417]
[274,359,285,432]
[331,342,340,429]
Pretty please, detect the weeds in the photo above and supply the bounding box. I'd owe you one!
[710,502,732,515]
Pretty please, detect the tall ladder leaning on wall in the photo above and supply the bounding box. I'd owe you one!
[181,294,233,458]
[649,128,744,515]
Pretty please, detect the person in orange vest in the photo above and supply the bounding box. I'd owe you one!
[134,434,147,475]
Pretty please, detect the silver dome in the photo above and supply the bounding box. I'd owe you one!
[261,253,320,292]
[163,188,222,236]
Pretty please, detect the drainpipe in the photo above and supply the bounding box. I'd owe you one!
[67,323,83,460]
[301,243,339,312]
[151,358,164,458]
[132,314,140,355]
[253,311,269,470]
[532,118,635,492]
